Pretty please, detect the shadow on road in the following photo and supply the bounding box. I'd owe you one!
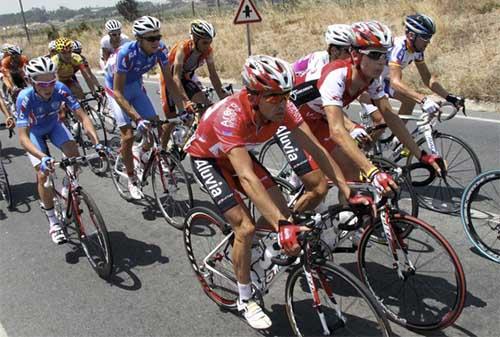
[9,181,38,214]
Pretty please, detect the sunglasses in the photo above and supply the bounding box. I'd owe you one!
[109,32,121,37]
[142,35,162,42]
[262,92,290,104]
[359,50,387,61]
[417,34,433,42]
[33,79,56,88]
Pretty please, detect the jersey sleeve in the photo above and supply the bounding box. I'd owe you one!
[367,78,386,100]
[100,36,108,49]
[115,47,132,73]
[319,69,345,107]
[58,83,81,111]
[157,42,169,67]
[387,44,404,67]
[283,101,304,130]
[15,92,31,128]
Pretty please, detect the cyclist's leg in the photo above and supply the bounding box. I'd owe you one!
[51,121,80,177]
[29,132,54,210]
[131,83,158,152]
[65,79,85,100]
[393,91,417,117]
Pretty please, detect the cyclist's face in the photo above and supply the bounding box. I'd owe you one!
[109,30,121,41]
[140,30,161,54]
[414,35,431,52]
[359,52,386,78]
[195,38,212,53]
[33,73,57,99]
[60,48,72,61]
[258,91,290,121]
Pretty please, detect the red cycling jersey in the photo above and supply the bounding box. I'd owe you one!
[186,88,304,159]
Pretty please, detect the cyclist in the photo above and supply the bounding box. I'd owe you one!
[383,13,464,118]
[186,55,373,330]
[100,19,130,70]
[14,56,102,244]
[1,45,29,103]
[161,19,228,115]
[51,37,100,99]
[104,16,190,200]
[0,95,14,129]
[47,40,57,58]
[280,21,444,213]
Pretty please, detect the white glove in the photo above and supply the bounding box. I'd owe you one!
[421,96,440,115]
[349,124,370,143]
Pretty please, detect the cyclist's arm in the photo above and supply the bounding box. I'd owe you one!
[389,64,425,104]
[291,122,351,200]
[80,65,97,94]
[112,72,142,122]
[0,96,12,118]
[82,61,101,89]
[172,49,190,102]
[415,61,449,99]
[159,63,186,113]
[324,105,376,175]
[18,127,47,160]
[102,49,111,63]
[73,106,100,145]
[206,56,226,99]
[2,68,14,91]
[374,96,422,158]
[227,146,289,230]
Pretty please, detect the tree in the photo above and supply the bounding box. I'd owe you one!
[116,0,140,22]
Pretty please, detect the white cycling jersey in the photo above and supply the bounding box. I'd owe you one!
[381,35,425,81]
[292,50,329,79]
[99,34,131,61]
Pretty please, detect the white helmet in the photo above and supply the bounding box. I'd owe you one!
[6,45,22,55]
[325,24,355,47]
[105,19,122,33]
[25,57,57,78]
[133,16,161,36]
[48,40,57,52]
[242,55,294,93]
[352,21,393,51]
[1,43,14,53]
[72,40,82,53]
[191,19,216,39]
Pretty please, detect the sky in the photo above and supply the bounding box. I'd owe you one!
[0,0,167,15]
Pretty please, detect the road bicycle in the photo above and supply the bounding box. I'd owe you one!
[461,169,500,263]
[109,119,193,229]
[0,123,14,209]
[43,153,113,279]
[184,206,392,337]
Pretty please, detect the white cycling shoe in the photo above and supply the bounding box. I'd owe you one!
[128,179,144,200]
[49,223,67,245]
[237,298,272,330]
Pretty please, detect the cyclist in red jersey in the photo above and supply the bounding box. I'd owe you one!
[186,55,370,330]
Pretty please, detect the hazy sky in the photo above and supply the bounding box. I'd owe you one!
[0,0,166,15]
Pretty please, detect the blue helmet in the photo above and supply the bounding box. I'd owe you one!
[405,13,436,36]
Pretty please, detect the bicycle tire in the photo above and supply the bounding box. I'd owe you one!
[71,188,113,279]
[258,137,294,180]
[82,106,110,176]
[184,207,238,309]
[461,170,500,263]
[285,262,392,337]
[0,159,13,209]
[152,152,193,229]
[407,132,481,214]
[357,214,466,331]
[110,153,134,201]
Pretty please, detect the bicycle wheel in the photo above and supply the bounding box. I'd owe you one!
[82,106,110,175]
[258,137,294,180]
[285,262,392,337]
[461,170,500,263]
[357,214,466,331]
[407,132,481,214]
[0,159,13,209]
[71,188,113,279]
[152,152,193,229]
[110,152,134,201]
[98,97,117,134]
[184,207,238,309]
[371,156,418,217]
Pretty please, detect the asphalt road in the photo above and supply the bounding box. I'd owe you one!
[0,78,499,337]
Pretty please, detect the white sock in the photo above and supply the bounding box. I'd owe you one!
[44,207,59,226]
[238,282,252,301]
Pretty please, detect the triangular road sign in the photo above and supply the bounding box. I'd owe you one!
[233,0,262,25]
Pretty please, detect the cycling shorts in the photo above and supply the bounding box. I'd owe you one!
[105,80,157,127]
[160,73,202,114]
[190,153,276,213]
[28,121,74,167]
[383,78,395,98]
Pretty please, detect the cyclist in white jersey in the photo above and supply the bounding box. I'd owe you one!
[99,19,131,70]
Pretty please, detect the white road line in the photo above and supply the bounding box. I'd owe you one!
[0,322,8,337]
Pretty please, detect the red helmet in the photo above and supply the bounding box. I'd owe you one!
[352,21,393,52]
[241,55,294,93]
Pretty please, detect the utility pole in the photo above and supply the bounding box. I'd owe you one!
[18,0,31,42]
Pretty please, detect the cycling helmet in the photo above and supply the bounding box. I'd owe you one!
[48,40,57,52]
[25,56,57,78]
[133,16,161,36]
[72,40,82,53]
[54,37,73,53]
[242,55,294,93]
[405,13,436,36]
[352,21,393,51]
[6,45,22,56]
[325,24,355,47]
[191,19,216,39]
[105,19,122,33]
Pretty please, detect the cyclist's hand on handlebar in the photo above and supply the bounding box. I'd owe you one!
[446,94,465,109]
[350,123,372,144]
[348,189,377,217]
[6,116,15,129]
[367,168,398,196]
[278,221,303,256]
[183,100,197,114]
[420,150,446,177]
[136,118,151,133]
[40,156,55,175]
[94,143,110,156]
[179,110,194,123]
[421,96,440,115]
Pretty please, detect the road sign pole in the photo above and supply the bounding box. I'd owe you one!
[246,24,251,56]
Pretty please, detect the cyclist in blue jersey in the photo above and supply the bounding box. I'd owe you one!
[15,57,103,244]
[104,15,191,200]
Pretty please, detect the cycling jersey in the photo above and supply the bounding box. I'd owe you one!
[100,33,130,60]
[292,51,329,79]
[186,88,304,159]
[168,39,213,79]
[1,55,28,77]
[104,40,169,88]
[51,53,86,82]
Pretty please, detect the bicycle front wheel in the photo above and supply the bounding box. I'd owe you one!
[258,137,294,180]
[184,207,238,309]
[0,159,13,209]
[152,152,193,229]
[71,188,113,279]
[286,262,392,337]
[358,214,466,331]
[407,132,481,214]
[461,170,500,263]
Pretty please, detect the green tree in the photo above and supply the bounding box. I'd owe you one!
[116,0,140,22]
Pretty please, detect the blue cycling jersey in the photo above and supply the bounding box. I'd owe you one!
[15,82,80,131]
[104,40,169,88]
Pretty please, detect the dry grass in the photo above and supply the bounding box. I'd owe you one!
[2,0,499,101]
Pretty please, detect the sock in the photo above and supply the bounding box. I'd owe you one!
[238,282,252,301]
[44,207,59,226]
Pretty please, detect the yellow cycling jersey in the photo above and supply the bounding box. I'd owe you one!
[51,53,85,81]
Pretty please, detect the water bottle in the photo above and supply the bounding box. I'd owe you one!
[140,149,152,164]
[250,244,265,289]
[172,125,188,146]
[259,234,280,271]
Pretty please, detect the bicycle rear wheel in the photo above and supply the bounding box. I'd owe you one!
[184,207,238,309]
[357,214,466,331]
[152,152,193,229]
[285,262,392,337]
[0,159,13,209]
[258,137,294,180]
[71,188,113,279]
[461,170,500,263]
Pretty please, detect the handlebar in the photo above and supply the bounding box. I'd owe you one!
[42,152,102,188]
